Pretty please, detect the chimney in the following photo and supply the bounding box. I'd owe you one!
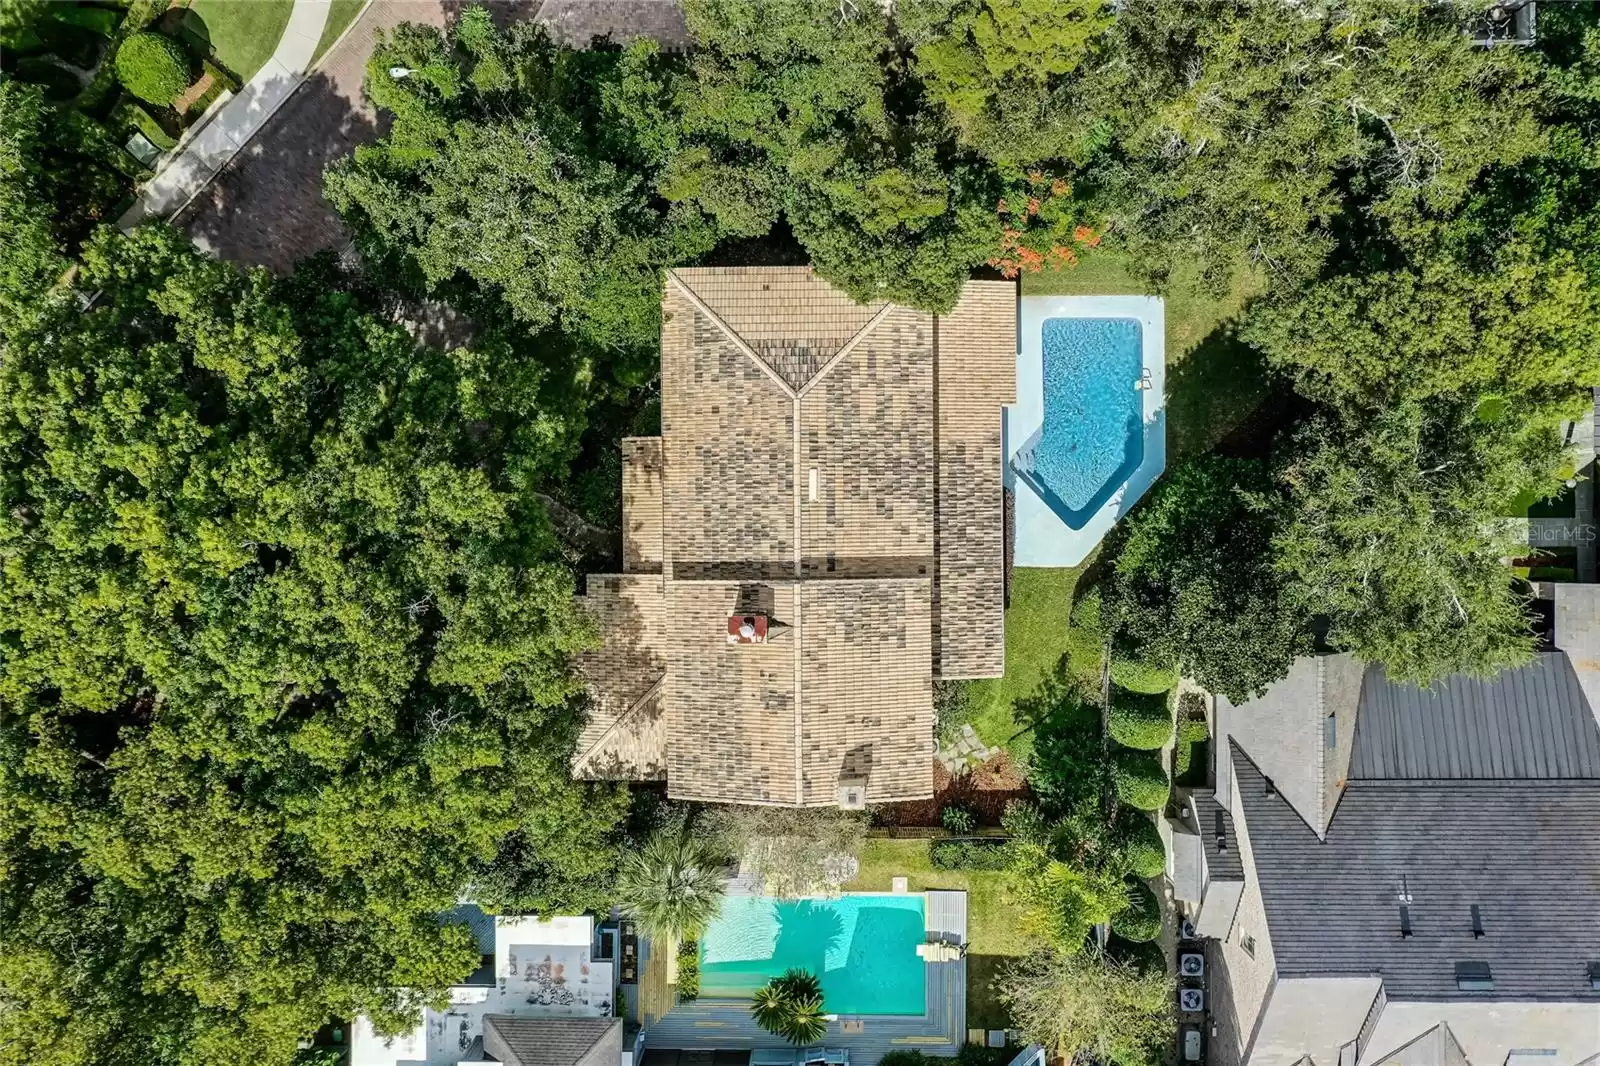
[726,613,769,645]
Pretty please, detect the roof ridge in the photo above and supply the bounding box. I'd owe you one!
[574,673,664,769]
[665,271,796,397]
[796,302,898,396]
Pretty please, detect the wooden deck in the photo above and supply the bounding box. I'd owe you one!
[641,891,969,1065]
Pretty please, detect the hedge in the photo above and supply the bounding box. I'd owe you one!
[1108,689,1174,750]
[676,939,699,1001]
[1115,812,1165,879]
[1113,749,1170,811]
[1110,650,1179,695]
[929,837,1010,871]
[1066,588,1107,665]
[1115,879,1162,942]
[115,32,191,106]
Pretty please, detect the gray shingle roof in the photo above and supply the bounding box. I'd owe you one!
[1350,654,1600,781]
[482,1015,621,1066]
[1194,791,1243,881]
[1233,742,1600,1000]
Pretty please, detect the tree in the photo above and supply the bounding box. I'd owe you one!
[999,948,1173,1066]
[0,75,65,333]
[1108,457,1309,702]
[707,805,866,899]
[0,227,630,1066]
[750,968,828,1045]
[324,10,716,373]
[114,32,191,106]
[1077,0,1546,290]
[1275,402,1560,684]
[614,830,728,944]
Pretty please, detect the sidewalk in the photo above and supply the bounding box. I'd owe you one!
[119,0,332,229]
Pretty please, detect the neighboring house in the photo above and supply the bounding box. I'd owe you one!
[1171,608,1600,1066]
[351,908,626,1066]
[572,267,1017,807]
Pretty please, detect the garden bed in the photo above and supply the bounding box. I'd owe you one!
[871,753,1029,828]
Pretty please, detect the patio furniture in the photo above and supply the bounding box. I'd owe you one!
[841,1019,864,1034]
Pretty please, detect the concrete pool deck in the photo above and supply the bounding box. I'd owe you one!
[1008,294,1167,567]
[640,890,968,1065]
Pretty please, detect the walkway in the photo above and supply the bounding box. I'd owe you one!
[175,0,689,274]
[120,0,333,229]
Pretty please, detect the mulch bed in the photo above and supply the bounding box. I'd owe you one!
[874,751,1031,828]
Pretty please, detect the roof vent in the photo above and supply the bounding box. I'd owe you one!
[1213,809,1228,852]
[837,776,867,811]
[727,613,769,645]
[1455,961,1495,991]
[1588,962,1600,990]
[1471,904,1485,940]
[1399,905,1413,939]
[1264,776,1276,797]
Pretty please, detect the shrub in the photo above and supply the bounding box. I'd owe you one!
[1113,749,1169,811]
[676,939,700,1001]
[930,838,1010,871]
[1114,812,1165,879]
[1114,879,1162,942]
[114,99,177,150]
[1178,714,1210,746]
[1110,648,1180,695]
[1174,739,1195,778]
[939,803,977,835]
[1066,587,1108,666]
[115,32,190,106]
[1107,689,1174,750]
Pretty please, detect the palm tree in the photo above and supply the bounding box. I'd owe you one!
[614,830,727,945]
[750,968,829,1045]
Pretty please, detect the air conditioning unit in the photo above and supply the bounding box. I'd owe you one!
[1179,988,1205,1013]
[837,776,867,810]
[1180,919,1199,940]
[1180,953,1205,977]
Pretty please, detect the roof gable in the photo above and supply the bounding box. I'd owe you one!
[482,1015,621,1066]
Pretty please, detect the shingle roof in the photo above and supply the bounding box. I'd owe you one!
[482,1015,621,1066]
[1234,742,1600,1001]
[575,268,1014,805]
[1350,654,1600,781]
[1194,791,1244,881]
[571,574,667,780]
[1366,1025,1469,1066]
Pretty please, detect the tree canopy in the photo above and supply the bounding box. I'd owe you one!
[0,227,629,1066]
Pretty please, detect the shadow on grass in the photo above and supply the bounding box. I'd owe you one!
[966,953,1015,1030]
[1164,313,1272,462]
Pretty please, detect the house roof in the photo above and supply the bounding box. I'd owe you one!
[1367,1023,1470,1066]
[575,268,1014,804]
[482,1015,621,1066]
[1233,741,1600,1001]
[1350,654,1600,781]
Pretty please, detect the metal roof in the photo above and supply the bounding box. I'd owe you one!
[1234,743,1600,1001]
[1350,654,1600,781]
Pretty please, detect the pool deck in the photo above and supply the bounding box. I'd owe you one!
[1008,294,1167,567]
[641,890,969,1064]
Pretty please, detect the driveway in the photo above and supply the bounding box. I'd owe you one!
[175,0,689,274]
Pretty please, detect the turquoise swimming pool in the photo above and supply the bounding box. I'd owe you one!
[697,894,927,1015]
[1014,316,1145,530]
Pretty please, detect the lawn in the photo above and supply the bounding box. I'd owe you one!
[846,838,1031,1029]
[183,0,295,82]
[1022,247,1268,460]
[962,567,1089,763]
[313,0,367,65]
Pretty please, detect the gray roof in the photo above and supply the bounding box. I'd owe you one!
[1233,742,1600,1001]
[1367,1023,1469,1066]
[1194,791,1243,881]
[1350,654,1600,781]
[483,1015,621,1066]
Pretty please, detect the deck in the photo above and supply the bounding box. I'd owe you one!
[640,890,969,1065]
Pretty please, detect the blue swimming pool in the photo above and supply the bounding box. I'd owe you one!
[1014,317,1144,530]
[697,894,927,1015]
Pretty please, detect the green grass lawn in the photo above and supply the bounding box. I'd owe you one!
[313,0,366,64]
[962,567,1092,763]
[1022,248,1268,460]
[184,0,295,82]
[846,838,1031,1029]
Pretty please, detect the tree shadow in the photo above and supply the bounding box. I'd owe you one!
[174,69,379,275]
[964,954,1014,1031]
[1163,312,1275,462]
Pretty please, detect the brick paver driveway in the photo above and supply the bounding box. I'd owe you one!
[176,0,688,274]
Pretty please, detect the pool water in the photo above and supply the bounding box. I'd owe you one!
[697,894,927,1015]
[1015,317,1144,529]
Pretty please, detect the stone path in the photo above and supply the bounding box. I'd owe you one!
[937,724,998,774]
[121,0,333,228]
[176,0,689,274]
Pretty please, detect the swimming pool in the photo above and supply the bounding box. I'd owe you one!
[1013,317,1144,529]
[697,894,927,1015]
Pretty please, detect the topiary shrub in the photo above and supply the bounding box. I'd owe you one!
[1110,647,1180,695]
[939,803,976,835]
[115,32,191,106]
[1113,748,1169,811]
[1066,587,1107,666]
[1114,811,1166,879]
[1107,688,1174,750]
[1114,879,1162,942]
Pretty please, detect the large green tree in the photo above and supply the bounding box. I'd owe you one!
[324,9,715,376]
[999,948,1173,1066]
[0,75,66,332]
[0,227,629,1066]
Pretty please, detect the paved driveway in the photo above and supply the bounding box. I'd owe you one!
[176,0,688,274]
